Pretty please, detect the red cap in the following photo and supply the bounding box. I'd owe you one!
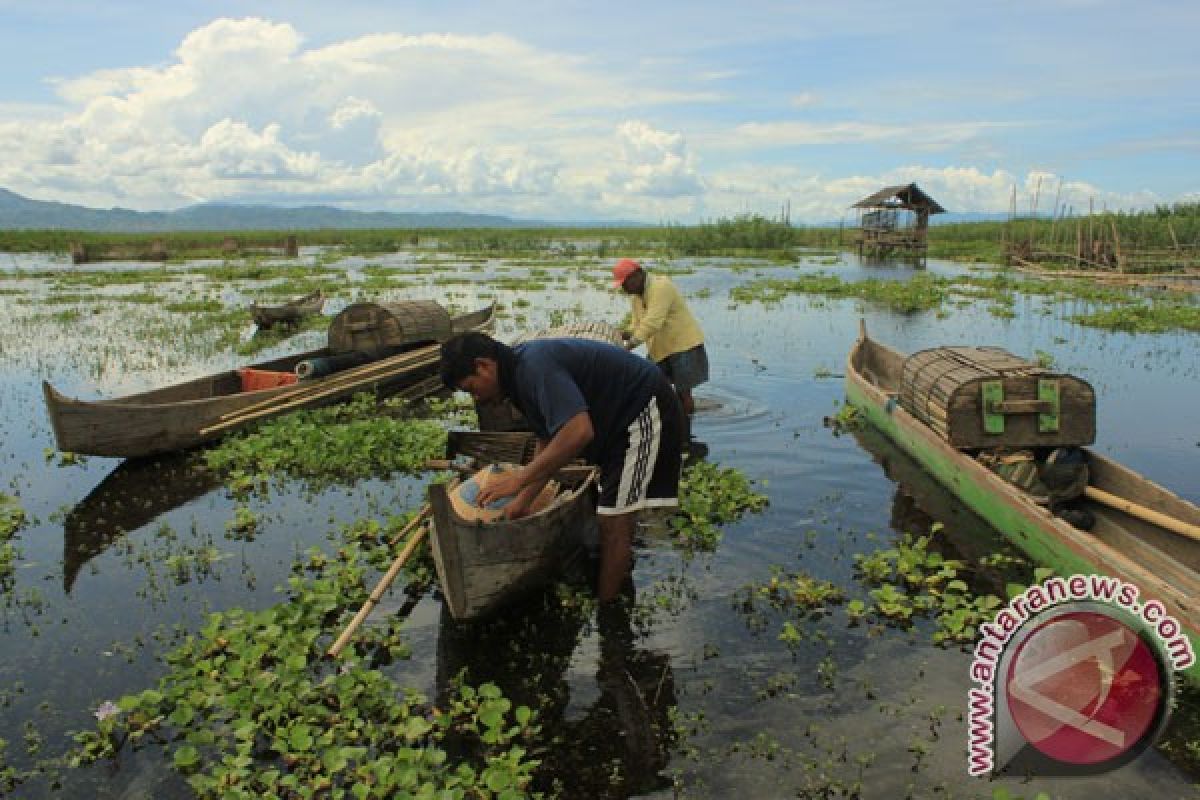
[612,258,641,288]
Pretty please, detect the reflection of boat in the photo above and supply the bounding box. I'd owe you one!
[847,326,1200,678]
[851,425,1027,581]
[42,303,494,459]
[250,289,325,329]
[62,453,220,593]
[428,469,597,621]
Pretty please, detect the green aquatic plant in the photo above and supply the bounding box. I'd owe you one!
[731,272,949,314]
[671,461,769,551]
[203,394,447,491]
[825,401,865,436]
[70,508,541,799]
[852,525,1008,644]
[166,298,226,314]
[0,494,26,586]
[1070,301,1200,333]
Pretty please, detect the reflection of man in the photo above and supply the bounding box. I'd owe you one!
[613,258,708,427]
[439,332,683,602]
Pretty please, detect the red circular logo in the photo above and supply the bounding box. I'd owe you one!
[1005,610,1164,766]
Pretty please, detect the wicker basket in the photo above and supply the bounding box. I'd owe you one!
[900,346,1095,449]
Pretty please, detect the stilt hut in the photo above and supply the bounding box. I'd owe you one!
[851,183,945,260]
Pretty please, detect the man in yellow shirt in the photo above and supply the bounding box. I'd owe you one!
[613,258,708,427]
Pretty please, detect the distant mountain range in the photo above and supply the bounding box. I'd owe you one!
[0,188,633,231]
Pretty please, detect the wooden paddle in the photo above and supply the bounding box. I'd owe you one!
[1084,486,1200,543]
[327,506,431,659]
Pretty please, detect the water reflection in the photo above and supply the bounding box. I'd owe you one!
[435,584,676,798]
[62,453,221,593]
[851,424,1028,582]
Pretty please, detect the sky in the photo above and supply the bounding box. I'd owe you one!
[0,0,1196,223]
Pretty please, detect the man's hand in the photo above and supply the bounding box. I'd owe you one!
[502,494,534,520]
[476,469,524,508]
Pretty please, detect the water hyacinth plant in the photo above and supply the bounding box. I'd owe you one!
[69,509,541,800]
[671,461,769,552]
[0,493,26,586]
[203,393,448,492]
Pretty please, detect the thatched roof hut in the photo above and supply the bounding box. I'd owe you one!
[851,182,945,259]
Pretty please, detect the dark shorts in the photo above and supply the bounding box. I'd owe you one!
[657,344,709,393]
[596,377,683,516]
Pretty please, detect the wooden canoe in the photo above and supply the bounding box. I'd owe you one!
[428,469,598,621]
[42,303,495,459]
[250,290,325,328]
[846,324,1200,680]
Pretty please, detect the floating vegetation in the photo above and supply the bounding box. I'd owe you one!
[823,401,865,436]
[0,493,26,586]
[732,273,949,314]
[1070,301,1200,333]
[165,298,226,314]
[671,461,769,551]
[69,509,540,800]
[852,526,1029,645]
[735,568,845,646]
[202,394,447,492]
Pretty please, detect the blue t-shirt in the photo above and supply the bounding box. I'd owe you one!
[509,338,660,461]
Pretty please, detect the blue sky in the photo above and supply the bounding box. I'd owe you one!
[0,0,1196,222]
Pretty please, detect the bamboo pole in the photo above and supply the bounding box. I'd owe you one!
[1029,175,1043,252]
[215,344,439,422]
[1110,218,1124,273]
[198,351,440,436]
[218,343,441,422]
[327,507,432,658]
[1085,487,1200,543]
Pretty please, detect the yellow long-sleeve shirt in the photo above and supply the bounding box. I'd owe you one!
[627,274,705,363]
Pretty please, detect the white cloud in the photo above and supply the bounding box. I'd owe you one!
[329,97,381,130]
[0,15,1185,222]
[691,164,1163,222]
[607,121,703,198]
[723,120,1026,150]
[199,120,320,180]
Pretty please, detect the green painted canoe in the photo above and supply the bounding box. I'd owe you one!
[846,324,1200,682]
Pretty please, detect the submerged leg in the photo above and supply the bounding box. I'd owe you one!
[597,511,636,603]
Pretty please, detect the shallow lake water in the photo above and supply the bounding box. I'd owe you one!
[0,248,1197,798]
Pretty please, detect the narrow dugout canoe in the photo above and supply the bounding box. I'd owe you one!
[846,324,1200,680]
[428,469,597,622]
[250,289,325,328]
[42,303,495,459]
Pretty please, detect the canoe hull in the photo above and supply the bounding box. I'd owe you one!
[846,330,1200,681]
[250,291,325,328]
[429,477,597,621]
[44,304,494,459]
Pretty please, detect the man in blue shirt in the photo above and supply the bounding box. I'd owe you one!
[440,332,684,602]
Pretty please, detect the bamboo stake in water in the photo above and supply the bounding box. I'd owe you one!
[327,507,431,659]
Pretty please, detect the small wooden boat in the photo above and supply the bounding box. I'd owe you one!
[846,324,1200,680]
[43,303,495,459]
[428,465,597,621]
[250,290,325,328]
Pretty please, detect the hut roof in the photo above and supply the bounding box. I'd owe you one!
[851,183,945,214]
